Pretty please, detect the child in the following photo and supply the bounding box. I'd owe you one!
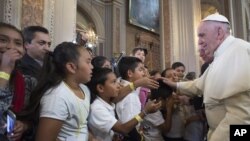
[171,62,185,81]
[149,70,161,80]
[25,42,93,141]
[161,68,179,82]
[141,80,177,141]
[131,47,148,63]
[87,68,161,141]
[131,48,151,110]
[116,56,153,140]
[161,68,186,141]
[91,56,111,69]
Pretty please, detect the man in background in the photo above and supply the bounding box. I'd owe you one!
[18,26,51,79]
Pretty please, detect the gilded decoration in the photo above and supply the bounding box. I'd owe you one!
[21,0,44,28]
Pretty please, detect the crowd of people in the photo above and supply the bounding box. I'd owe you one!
[0,13,250,141]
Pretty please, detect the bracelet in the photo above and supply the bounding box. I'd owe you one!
[0,71,10,80]
[142,109,148,116]
[134,115,143,122]
[129,82,135,91]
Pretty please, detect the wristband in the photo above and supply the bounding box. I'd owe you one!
[134,115,143,122]
[0,71,10,80]
[129,82,135,91]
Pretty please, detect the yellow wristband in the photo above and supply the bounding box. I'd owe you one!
[129,82,135,91]
[0,71,10,80]
[134,115,143,122]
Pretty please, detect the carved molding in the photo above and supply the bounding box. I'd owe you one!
[3,0,22,28]
[135,33,160,48]
[3,0,12,23]
[43,0,55,48]
[22,0,44,28]
[135,32,160,70]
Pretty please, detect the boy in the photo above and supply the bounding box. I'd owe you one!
[131,47,151,110]
[116,56,152,140]
[131,47,148,63]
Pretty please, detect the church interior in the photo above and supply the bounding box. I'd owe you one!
[1,0,249,75]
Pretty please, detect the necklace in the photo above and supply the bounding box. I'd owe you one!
[63,81,85,137]
[64,81,85,99]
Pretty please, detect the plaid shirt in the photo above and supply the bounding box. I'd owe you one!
[0,74,37,134]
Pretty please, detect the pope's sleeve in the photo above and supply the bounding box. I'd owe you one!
[177,69,208,96]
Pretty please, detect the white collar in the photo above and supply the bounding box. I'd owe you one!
[214,35,235,58]
[96,96,115,110]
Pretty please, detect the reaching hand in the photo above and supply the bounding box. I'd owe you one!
[134,77,159,89]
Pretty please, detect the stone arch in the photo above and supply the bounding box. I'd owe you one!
[77,0,105,41]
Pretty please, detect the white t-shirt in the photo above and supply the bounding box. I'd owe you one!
[116,80,141,123]
[40,82,90,141]
[88,97,117,141]
[142,110,165,141]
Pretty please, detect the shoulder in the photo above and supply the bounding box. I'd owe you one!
[233,38,250,50]
[91,98,103,109]
[42,82,68,99]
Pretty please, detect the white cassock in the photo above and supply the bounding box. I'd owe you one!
[177,35,250,141]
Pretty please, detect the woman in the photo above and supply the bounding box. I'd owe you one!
[0,22,36,141]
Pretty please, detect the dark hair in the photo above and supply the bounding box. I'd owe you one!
[0,22,24,44]
[185,72,196,80]
[200,62,209,76]
[19,42,83,120]
[22,26,49,43]
[87,68,113,103]
[132,47,148,56]
[118,56,142,80]
[91,56,109,69]
[161,68,172,77]
[171,62,185,70]
[150,80,173,100]
[149,70,160,76]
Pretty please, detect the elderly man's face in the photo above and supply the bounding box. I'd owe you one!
[197,22,219,63]
[199,47,214,63]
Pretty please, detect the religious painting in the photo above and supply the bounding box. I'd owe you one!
[128,0,160,34]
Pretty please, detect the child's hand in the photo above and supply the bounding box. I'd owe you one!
[134,77,159,89]
[144,99,162,114]
[8,120,28,141]
[1,49,23,73]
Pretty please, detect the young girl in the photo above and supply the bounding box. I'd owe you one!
[141,80,177,141]
[24,42,93,141]
[87,67,161,141]
[162,68,186,141]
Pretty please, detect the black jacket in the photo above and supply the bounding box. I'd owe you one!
[17,54,41,79]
